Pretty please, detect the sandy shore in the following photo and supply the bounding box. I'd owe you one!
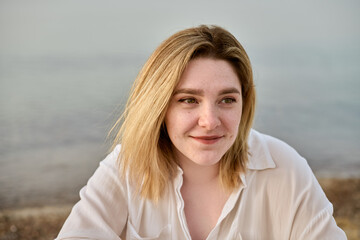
[318,178,360,240]
[1,178,359,240]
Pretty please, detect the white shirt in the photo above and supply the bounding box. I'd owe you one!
[56,129,347,240]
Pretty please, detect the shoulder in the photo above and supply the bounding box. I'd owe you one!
[102,144,122,166]
[249,129,311,176]
[247,129,327,209]
[85,144,125,193]
[57,144,129,238]
[245,130,346,240]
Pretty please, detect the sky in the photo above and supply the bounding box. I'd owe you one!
[1,0,359,61]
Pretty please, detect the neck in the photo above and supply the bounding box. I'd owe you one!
[179,158,220,185]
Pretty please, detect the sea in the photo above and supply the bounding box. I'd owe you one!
[0,54,359,209]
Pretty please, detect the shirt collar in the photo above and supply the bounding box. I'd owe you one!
[247,129,276,170]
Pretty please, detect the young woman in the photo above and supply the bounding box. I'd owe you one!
[57,25,346,240]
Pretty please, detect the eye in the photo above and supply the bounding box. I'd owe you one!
[179,98,198,104]
[221,97,237,104]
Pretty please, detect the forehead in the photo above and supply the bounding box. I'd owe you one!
[176,58,241,90]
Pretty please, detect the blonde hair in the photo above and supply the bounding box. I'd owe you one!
[110,25,256,201]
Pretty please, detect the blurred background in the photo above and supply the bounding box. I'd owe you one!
[0,0,359,217]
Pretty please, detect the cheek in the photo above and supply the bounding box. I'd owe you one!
[223,111,242,133]
[166,109,196,131]
[165,110,185,139]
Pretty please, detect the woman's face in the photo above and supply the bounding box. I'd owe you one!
[165,58,243,167]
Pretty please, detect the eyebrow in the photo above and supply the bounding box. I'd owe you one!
[173,87,241,96]
[219,87,241,95]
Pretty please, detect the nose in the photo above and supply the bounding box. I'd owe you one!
[198,103,221,130]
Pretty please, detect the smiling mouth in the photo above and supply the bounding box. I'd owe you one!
[191,135,223,144]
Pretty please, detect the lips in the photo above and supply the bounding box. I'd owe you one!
[190,135,223,144]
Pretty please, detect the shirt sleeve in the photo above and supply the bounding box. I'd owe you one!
[265,136,348,240]
[289,169,347,240]
[298,202,347,239]
[56,145,128,240]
